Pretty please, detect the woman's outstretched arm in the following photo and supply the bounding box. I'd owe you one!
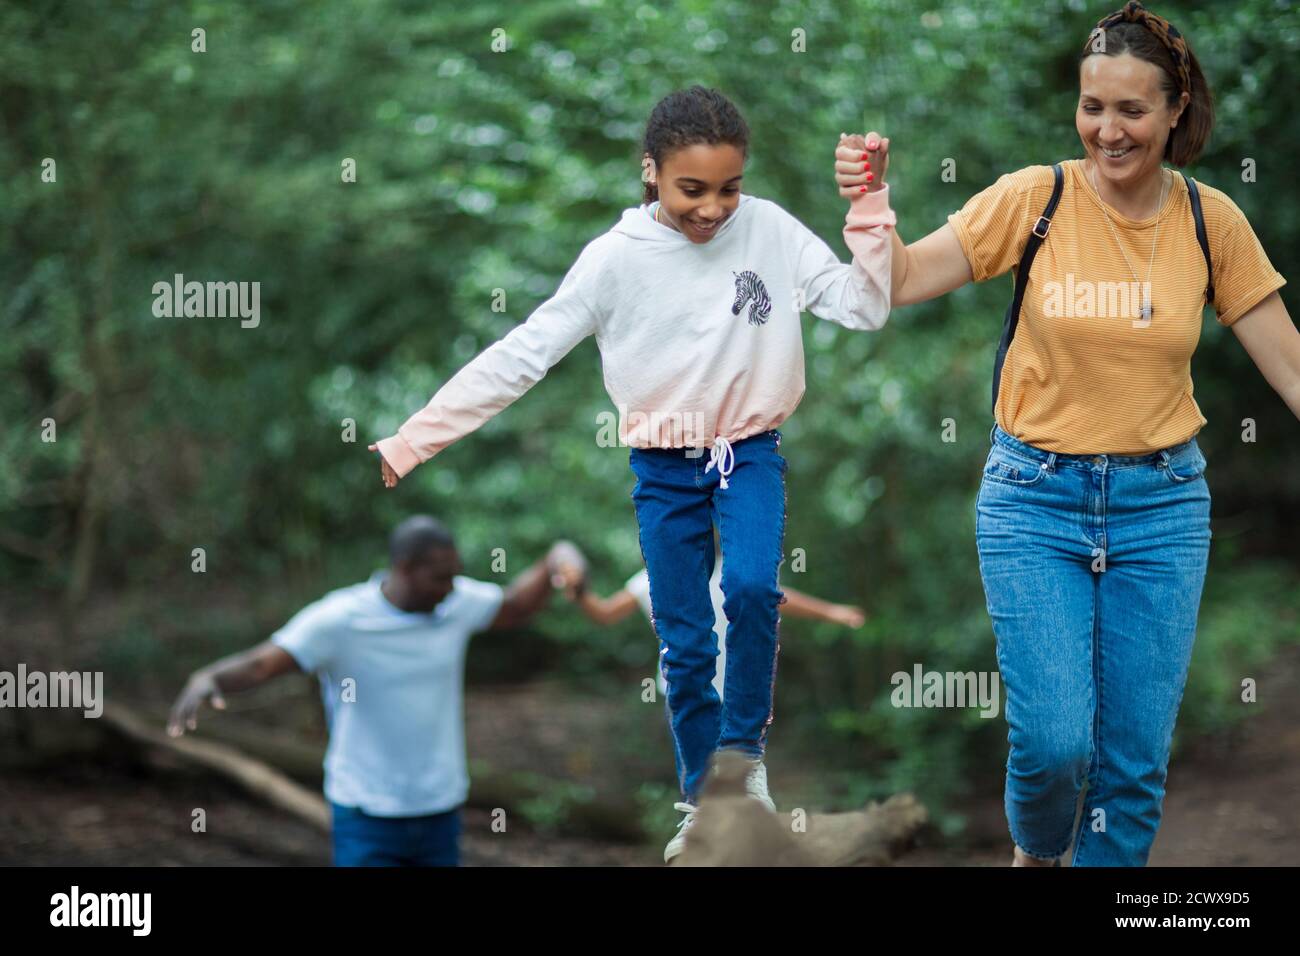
[886,221,974,307]
[1230,291,1300,421]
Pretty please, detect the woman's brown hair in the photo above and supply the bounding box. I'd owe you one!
[1080,17,1215,166]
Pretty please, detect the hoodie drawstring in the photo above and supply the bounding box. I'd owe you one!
[704,436,735,490]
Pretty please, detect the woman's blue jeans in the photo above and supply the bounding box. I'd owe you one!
[629,430,787,805]
[976,424,1211,866]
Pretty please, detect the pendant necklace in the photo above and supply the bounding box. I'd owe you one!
[1090,161,1168,325]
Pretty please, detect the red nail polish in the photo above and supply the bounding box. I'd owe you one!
[863,162,870,171]
[866,173,874,182]
[860,186,867,192]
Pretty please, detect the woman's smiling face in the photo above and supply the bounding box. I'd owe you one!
[649,143,745,243]
[1076,51,1188,192]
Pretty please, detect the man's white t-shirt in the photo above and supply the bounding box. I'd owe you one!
[625,562,727,701]
[271,569,504,816]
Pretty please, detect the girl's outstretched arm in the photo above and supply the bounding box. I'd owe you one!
[370,243,606,485]
[835,136,973,306]
[788,131,895,332]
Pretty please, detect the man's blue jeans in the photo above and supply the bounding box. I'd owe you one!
[630,430,787,805]
[330,802,461,866]
[976,424,1211,866]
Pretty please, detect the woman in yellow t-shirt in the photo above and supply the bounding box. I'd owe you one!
[836,2,1298,867]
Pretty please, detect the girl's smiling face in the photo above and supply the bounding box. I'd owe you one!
[1076,51,1188,193]
[648,143,745,243]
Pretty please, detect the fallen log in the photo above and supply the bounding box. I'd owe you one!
[96,702,927,860]
[99,701,329,832]
[673,751,928,866]
[97,702,649,842]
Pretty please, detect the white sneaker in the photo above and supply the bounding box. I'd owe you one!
[663,801,699,863]
[743,759,777,812]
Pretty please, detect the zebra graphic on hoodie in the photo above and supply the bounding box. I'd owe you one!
[731,270,772,327]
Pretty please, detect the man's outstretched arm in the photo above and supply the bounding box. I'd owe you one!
[167,641,301,737]
[485,540,588,631]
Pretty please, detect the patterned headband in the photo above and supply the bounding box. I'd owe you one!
[1085,1,1192,96]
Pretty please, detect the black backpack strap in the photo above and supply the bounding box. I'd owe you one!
[991,164,1064,414]
[1185,176,1215,307]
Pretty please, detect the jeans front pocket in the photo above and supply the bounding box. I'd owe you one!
[1159,442,1207,484]
[983,445,1050,488]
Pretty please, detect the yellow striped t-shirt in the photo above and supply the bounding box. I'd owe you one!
[948,158,1285,455]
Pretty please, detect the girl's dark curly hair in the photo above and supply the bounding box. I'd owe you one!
[642,86,750,204]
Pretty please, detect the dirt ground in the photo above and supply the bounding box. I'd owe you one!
[2,647,1296,866]
[898,645,1300,867]
[0,762,656,866]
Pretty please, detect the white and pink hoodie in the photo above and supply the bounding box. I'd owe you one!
[375,187,896,479]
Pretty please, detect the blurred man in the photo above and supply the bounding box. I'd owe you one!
[168,515,583,866]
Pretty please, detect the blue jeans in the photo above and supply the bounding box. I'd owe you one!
[330,802,462,866]
[975,424,1211,866]
[630,430,787,804]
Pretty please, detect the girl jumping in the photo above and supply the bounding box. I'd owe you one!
[371,86,896,862]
